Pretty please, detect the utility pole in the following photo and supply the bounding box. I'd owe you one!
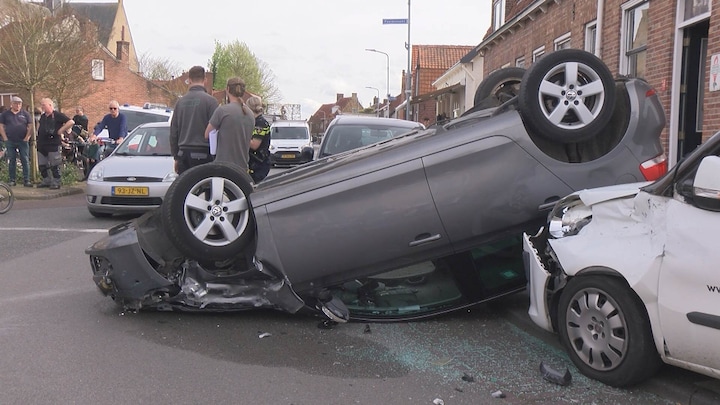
[405,0,412,121]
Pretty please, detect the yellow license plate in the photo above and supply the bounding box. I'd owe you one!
[113,186,149,196]
[281,154,295,159]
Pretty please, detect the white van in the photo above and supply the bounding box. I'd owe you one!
[269,120,313,166]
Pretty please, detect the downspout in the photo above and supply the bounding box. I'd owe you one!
[596,0,604,58]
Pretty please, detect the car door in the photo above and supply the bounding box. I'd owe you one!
[265,158,452,292]
[657,190,720,370]
[423,134,574,252]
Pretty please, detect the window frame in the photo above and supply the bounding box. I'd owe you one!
[91,59,105,81]
[532,46,546,62]
[585,20,597,54]
[554,32,572,50]
[619,0,649,78]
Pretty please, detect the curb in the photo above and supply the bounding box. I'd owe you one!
[11,184,85,200]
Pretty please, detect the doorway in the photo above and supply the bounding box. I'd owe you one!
[677,20,709,160]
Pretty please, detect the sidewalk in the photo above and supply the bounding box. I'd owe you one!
[9,181,85,200]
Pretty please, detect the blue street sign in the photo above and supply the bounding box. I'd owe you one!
[382,18,408,24]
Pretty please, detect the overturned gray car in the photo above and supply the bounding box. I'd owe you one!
[86,50,668,322]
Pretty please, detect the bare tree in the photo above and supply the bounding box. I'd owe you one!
[138,51,182,81]
[0,0,97,180]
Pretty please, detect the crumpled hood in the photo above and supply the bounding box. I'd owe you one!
[575,181,652,206]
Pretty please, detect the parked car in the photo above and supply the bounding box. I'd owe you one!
[86,122,176,217]
[268,120,313,166]
[523,130,720,387]
[86,49,668,322]
[94,103,172,137]
[316,115,425,158]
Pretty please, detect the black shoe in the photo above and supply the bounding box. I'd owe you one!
[37,183,50,188]
[8,181,16,187]
[23,181,32,187]
[50,184,60,190]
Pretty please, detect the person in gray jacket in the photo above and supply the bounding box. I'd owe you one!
[170,65,219,174]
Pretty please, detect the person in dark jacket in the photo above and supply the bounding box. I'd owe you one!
[245,95,271,183]
[0,96,33,187]
[170,65,219,174]
[37,98,74,189]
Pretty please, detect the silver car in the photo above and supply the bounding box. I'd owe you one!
[316,115,425,158]
[87,50,668,321]
[86,122,176,217]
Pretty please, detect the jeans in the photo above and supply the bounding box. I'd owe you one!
[6,140,30,183]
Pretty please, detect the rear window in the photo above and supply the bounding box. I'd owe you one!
[271,126,309,140]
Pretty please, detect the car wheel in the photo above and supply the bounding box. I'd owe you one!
[88,209,112,218]
[557,275,661,387]
[160,162,255,261]
[473,67,525,107]
[519,49,615,143]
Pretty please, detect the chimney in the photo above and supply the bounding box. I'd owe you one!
[336,93,344,102]
[116,40,130,63]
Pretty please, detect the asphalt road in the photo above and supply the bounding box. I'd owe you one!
[0,191,718,404]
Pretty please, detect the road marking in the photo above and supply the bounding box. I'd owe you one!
[0,227,108,233]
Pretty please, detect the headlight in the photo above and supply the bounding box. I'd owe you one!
[548,195,592,239]
[163,172,178,182]
[88,166,103,181]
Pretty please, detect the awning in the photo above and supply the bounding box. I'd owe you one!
[410,83,464,105]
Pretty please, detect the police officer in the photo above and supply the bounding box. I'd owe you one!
[246,95,271,183]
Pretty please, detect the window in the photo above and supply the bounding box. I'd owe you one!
[493,0,505,31]
[683,0,710,21]
[515,56,526,68]
[91,59,104,80]
[585,20,597,54]
[532,46,545,62]
[554,33,571,50]
[621,1,648,78]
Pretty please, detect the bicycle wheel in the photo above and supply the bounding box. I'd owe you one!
[0,182,14,214]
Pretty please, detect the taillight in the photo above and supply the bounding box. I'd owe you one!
[640,153,667,181]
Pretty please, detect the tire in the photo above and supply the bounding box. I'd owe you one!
[519,49,616,143]
[88,209,112,218]
[0,183,14,214]
[474,67,525,107]
[557,275,661,387]
[160,162,255,261]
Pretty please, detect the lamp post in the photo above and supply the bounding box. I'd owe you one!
[365,86,380,117]
[365,48,390,117]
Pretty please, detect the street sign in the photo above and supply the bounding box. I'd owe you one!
[382,18,408,24]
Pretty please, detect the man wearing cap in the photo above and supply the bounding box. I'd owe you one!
[0,96,33,187]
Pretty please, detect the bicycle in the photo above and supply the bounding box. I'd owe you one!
[0,180,13,214]
[0,145,13,214]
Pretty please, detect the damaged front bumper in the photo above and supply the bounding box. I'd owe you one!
[85,213,305,314]
[522,230,556,332]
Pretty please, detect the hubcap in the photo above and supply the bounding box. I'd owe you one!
[565,287,628,371]
[183,176,250,247]
[537,61,605,129]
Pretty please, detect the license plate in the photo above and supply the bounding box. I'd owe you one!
[112,186,149,196]
[281,154,295,159]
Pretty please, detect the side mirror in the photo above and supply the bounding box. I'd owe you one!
[691,155,720,211]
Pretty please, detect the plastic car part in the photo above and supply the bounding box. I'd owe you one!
[557,275,661,387]
[473,67,525,107]
[519,49,616,143]
[539,362,572,386]
[161,162,255,261]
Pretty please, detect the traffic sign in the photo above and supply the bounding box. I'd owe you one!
[382,18,408,24]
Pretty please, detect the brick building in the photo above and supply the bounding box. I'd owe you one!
[398,45,475,124]
[478,0,717,166]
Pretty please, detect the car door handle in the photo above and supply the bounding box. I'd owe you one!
[409,233,441,247]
